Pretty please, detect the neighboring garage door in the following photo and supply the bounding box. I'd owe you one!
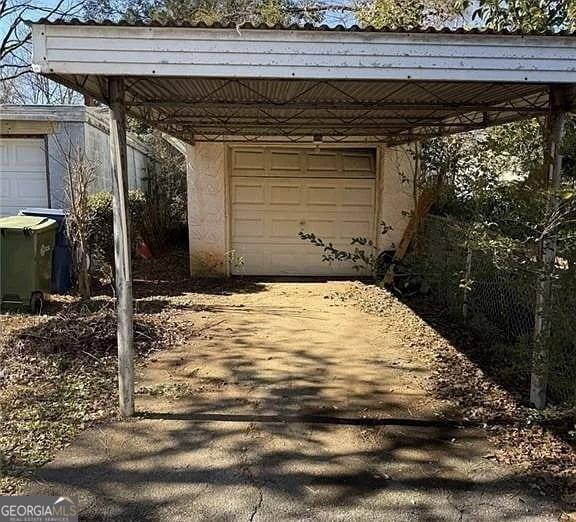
[0,138,48,216]
[230,147,376,276]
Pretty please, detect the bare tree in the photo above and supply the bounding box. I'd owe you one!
[50,130,97,299]
[1,0,83,102]
[2,70,82,104]
[65,150,96,299]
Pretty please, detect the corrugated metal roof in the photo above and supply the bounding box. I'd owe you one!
[34,73,555,143]
[113,77,552,142]
[32,17,576,37]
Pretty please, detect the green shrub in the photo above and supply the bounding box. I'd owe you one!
[87,190,147,267]
[86,135,189,270]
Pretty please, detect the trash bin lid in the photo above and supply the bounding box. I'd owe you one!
[0,216,57,232]
[19,208,67,218]
[19,208,68,241]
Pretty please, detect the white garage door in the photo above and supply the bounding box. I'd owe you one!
[230,148,376,276]
[0,138,48,216]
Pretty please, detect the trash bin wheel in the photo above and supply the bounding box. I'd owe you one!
[30,292,44,314]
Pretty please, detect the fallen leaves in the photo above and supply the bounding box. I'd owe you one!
[336,282,576,498]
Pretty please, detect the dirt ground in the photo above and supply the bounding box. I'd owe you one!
[26,281,565,521]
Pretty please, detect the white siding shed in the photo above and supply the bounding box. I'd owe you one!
[0,105,152,215]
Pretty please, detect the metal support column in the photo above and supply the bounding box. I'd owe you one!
[530,86,569,409]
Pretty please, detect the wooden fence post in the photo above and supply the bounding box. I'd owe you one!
[109,77,134,417]
[530,86,568,410]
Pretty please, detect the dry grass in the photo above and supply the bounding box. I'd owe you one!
[0,250,202,494]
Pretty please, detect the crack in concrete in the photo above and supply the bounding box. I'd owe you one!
[249,488,263,522]
[241,423,265,522]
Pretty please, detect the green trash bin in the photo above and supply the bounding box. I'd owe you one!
[0,216,58,313]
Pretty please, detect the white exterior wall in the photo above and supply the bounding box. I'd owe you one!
[84,120,148,193]
[377,144,416,252]
[186,142,415,276]
[47,120,85,208]
[186,142,228,276]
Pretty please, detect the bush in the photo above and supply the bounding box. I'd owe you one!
[86,135,189,274]
[87,190,147,268]
[141,136,188,250]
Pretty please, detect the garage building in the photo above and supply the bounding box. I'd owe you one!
[0,105,152,216]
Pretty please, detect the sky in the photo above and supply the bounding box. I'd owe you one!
[1,0,82,53]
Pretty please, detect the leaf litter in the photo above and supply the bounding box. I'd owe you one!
[332,282,576,500]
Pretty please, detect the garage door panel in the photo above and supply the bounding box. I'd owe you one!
[0,138,48,217]
[232,148,375,179]
[232,183,265,204]
[304,218,337,239]
[231,149,266,174]
[18,178,47,198]
[230,246,266,273]
[305,210,373,223]
[270,150,302,173]
[0,178,11,198]
[14,143,46,168]
[232,216,266,239]
[230,147,375,276]
[270,217,302,239]
[342,186,374,206]
[342,152,374,175]
[231,245,361,276]
[270,251,305,272]
[306,152,339,172]
[269,184,301,205]
[306,185,338,206]
[3,139,45,168]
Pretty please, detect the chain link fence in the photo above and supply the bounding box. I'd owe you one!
[409,215,576,406]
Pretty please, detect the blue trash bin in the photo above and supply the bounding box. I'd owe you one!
[19,208,74,293]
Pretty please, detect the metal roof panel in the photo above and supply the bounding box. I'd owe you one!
[30,17,576,37]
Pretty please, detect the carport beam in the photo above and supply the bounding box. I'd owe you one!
[109,77,135,418]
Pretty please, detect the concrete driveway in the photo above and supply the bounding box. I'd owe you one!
[29,283,559,521]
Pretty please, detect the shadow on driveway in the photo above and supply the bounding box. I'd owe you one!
[28,282,561,521]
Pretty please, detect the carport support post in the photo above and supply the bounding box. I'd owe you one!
[529,86,568,410]
[109,77,134,417]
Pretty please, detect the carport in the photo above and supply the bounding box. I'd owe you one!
[29,19,576,416]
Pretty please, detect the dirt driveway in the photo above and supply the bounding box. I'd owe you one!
[29,282,559,521]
